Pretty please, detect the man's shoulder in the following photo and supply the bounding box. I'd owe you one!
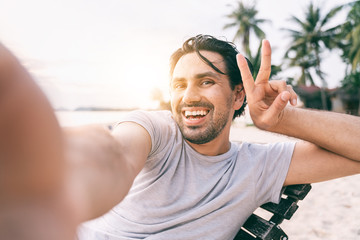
[118,110,173,126]
[127,110,173,121]
[122,110,179,139]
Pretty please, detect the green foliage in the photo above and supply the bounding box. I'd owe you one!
[283,2,343,88]
[223,1,360,113]
[335,1,360,113]
[338,1,360,72]
[224,1,281,80]
[342,71,360,94]
[246,41,282,80]
[224,1,270,53]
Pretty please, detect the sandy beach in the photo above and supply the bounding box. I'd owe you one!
[230,121,360,240]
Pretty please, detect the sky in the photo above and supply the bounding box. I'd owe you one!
[0,0,352,110]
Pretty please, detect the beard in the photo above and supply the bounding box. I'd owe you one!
[173,100,232,145]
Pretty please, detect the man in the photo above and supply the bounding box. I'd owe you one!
[0,35,359,240]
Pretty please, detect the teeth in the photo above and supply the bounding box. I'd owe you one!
[184,110,208,117]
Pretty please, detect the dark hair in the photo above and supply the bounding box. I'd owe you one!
[169,34,253,119]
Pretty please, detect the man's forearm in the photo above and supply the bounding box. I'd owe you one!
[0,44,65,204]
[64,126,137,222]
[0,43,136,229]
[0,44,77,239]
[271,106,360,162]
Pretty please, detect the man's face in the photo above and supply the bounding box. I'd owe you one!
[170,51,236,145]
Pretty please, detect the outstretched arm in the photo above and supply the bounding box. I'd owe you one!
[0,43,74,239]
[65,122,150,222]
[0,43,64,203]
[237,40,360,185]
[0,43,150,239]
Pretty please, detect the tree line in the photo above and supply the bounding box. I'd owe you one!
[225,1,360,114]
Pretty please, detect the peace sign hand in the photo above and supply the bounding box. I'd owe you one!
[236,40,297,131]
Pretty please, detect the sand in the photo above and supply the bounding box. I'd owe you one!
[230,121,360,240]
[281,175,360,240]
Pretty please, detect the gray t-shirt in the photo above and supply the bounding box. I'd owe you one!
[77,110,295,240]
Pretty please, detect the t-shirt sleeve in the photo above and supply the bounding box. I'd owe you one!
[114,110,175,157]
[254,141,296,205]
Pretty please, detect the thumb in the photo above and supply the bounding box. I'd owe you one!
[267,91,290,117]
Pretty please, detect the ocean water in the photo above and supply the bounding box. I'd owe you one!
[55,111,131,127]
[55,110,251,128]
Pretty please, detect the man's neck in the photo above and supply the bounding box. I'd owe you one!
[185,126,232,156]
[186,140,231,156]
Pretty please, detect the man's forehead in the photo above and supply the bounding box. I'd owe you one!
[180,50,225,64]
[172,51,226,77]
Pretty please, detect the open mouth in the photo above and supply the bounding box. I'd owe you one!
[183,110,209,120]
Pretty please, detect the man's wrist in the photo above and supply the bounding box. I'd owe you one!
[268,106,296,134]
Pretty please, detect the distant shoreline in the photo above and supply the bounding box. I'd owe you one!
[55,107,140,112]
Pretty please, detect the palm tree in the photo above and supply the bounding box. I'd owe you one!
[283,2,343,109]
[284,44,317,86]
[247,41,282,79]
[339,1,360,72]
[338,1,360,114]
[224,1,269,54]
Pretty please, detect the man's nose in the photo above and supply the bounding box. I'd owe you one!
[183,84,201,104]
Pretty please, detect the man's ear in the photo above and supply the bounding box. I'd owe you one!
[233,84,245,110]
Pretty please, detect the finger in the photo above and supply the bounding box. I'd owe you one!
[269,80,288,93]
[236,53,254,93]
[287,85,298,106]
[256,39,271,84]
[269,81,298,106]
[266,91,290,118]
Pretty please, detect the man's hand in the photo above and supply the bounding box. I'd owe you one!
[0,43,78,239]
[236,41,360,185]
[236,40,297,131]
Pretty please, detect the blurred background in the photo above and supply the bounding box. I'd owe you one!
[1,2,360,239]
[0,0,358,115]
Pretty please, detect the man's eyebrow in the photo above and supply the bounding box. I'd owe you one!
[171,77,185,83]
[171,71,221,83]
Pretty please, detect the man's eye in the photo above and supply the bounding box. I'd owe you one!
[173,83,186,89]
[201,80,214,86]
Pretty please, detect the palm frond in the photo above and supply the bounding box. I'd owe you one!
[223,22,237,30]
[321,5,343,26]
[223,0,269,51]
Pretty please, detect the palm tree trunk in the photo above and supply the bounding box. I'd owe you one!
[300,67,306,85]
[320,88,328,110]
[315,52,328,110]
[243,30,250,53]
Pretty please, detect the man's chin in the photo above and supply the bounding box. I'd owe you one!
[184,136,211,145]
[182,130,215,145]
[176,120,215,144]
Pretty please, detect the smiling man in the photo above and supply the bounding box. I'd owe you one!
[76,35,360,239]
[171,52,236,150]
[169,36,252,155]
[1,35,360,240]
